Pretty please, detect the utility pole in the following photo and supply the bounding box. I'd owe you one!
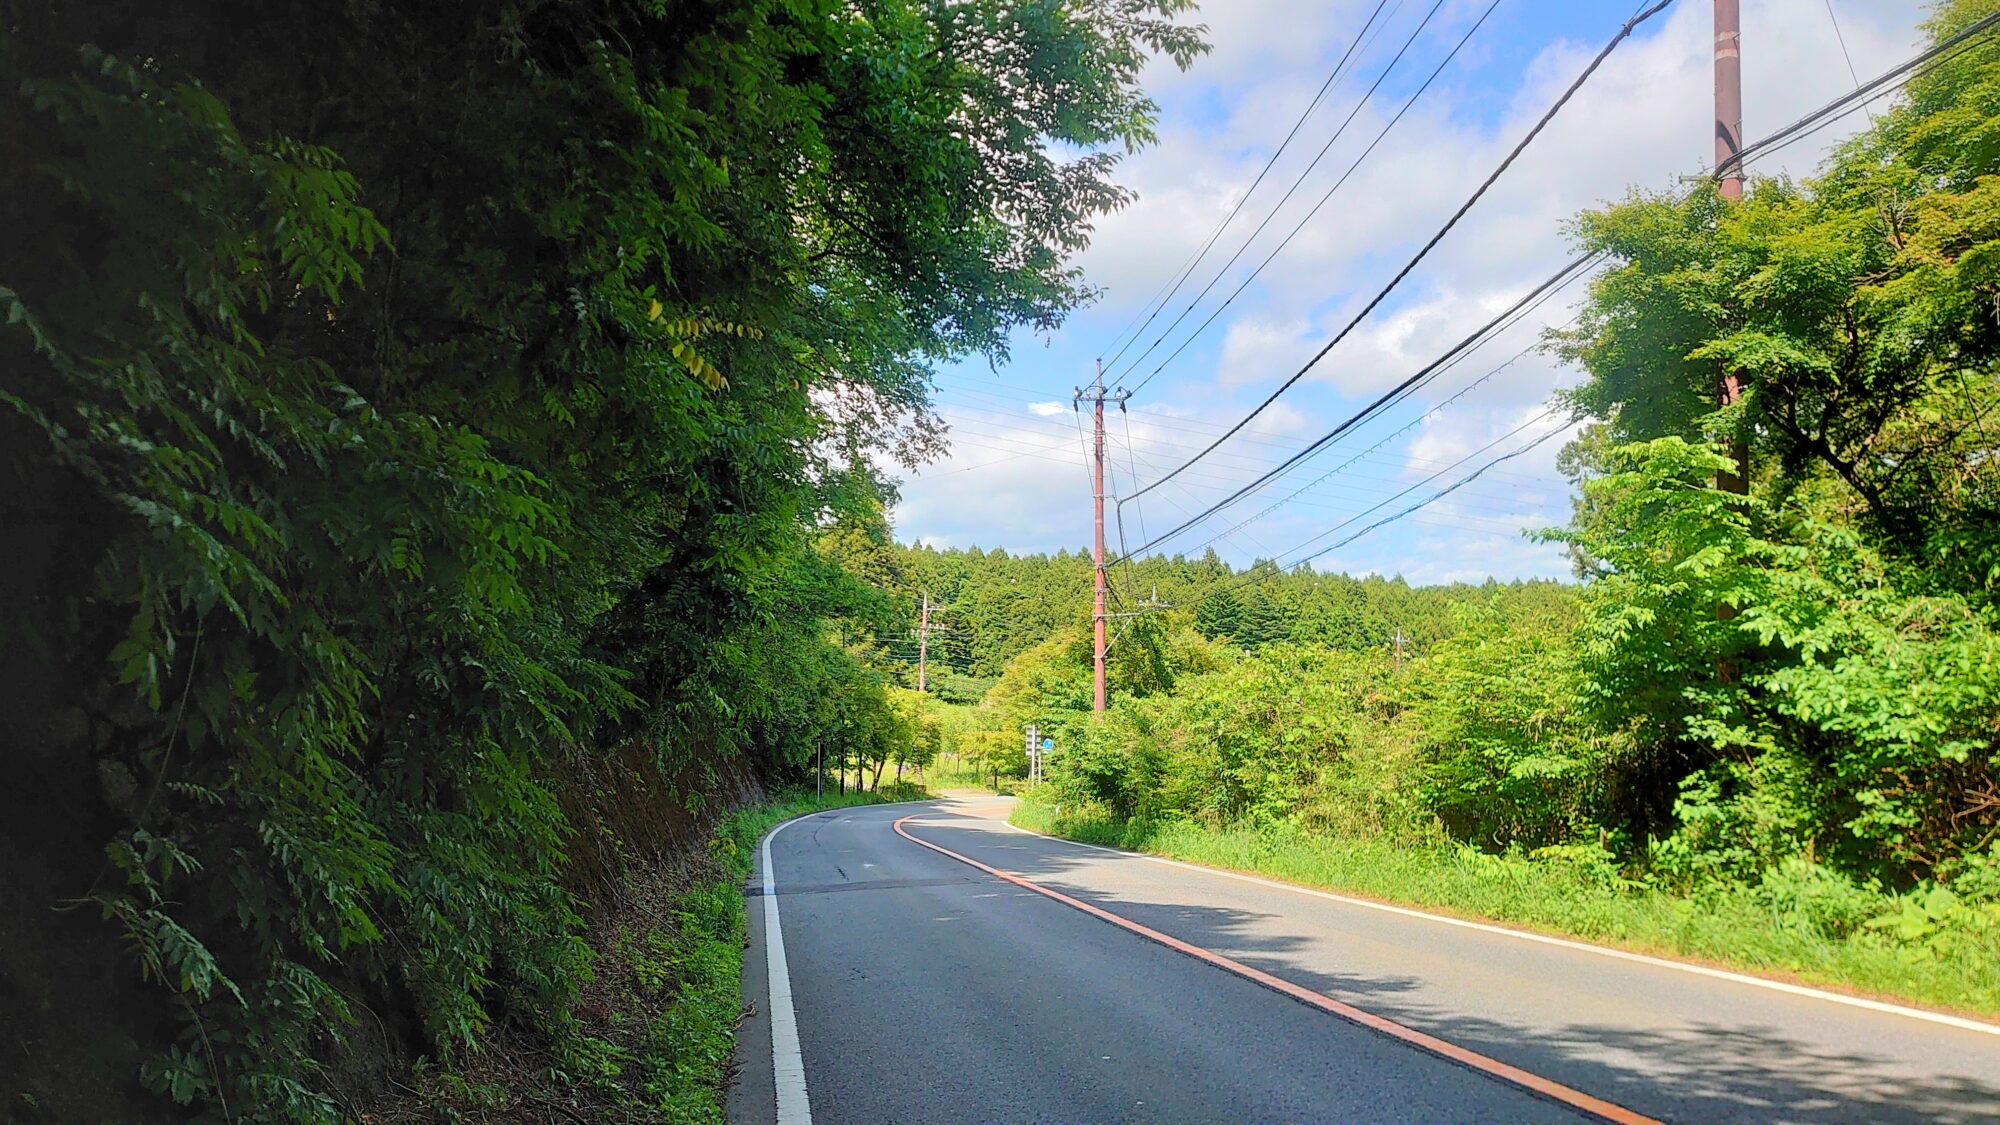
[1393,627,1406,672]
[1712,0,1748,686]
[1076,363,1130,714]
[917,590,930,694]
[1714,0,1744,203]
[1714,0,1749,497]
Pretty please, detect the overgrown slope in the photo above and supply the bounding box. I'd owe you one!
[0,1,1202,1118]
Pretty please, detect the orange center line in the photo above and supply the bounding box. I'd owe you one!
[892,814,1658,1125]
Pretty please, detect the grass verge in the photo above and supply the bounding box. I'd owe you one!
[380,782,926,1123]
[1010,795,2000,1021]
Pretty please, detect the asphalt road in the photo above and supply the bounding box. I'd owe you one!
[728,796,2000,1124]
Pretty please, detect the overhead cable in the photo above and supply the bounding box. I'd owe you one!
[1119,251,1599,558]
[1126,0,1676,497]
[1113,0,1462,387]
[1097,0,1397,371]
[1112,11,2000,563]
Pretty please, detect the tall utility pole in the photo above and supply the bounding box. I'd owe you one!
[916,591,930,694]
[1712,0,1748,684]
[1714,0,1749,496]
[1076,364,1130,714]
[1714,0,1744,203]
[1393,627,1406,672]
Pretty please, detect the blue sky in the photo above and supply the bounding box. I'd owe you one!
[888,0,1929,584]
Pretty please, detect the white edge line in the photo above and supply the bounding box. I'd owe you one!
[974,813,2000,1038]
[761,815,813,1124]
[752,797,940,1123]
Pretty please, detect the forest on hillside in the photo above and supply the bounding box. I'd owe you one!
[876,1,2000,997]
[829,537,1571,695]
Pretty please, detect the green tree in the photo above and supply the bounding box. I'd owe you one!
[1549,2,2000,879]
[1196,585,1245,641]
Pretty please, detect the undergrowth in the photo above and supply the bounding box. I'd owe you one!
[384,784,925,1123]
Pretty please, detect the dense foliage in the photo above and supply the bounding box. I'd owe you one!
[1551,0,2000,886]
[0,0,1200,1118]
[871,542,1574,788]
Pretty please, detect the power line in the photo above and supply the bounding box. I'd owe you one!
[1822,0,1864,89]
[929,7,1998,426]
[1119,407,1149,545]
[932,397,1558,492]
[1127,0,1676,497]
[932,371,1506,460]
[918,10,2000,604]
[1118,251,1599,559]
[1279,412,1568,568]
[1727,9,2000,169]
[1159,251,1595,558]
[1180,302,1585,559]
[1123,0,1508,394]
[1122,442,1290,556]
[930,415,1559,521]
[1726,24,2000,172]
[1098,0,1397,372]
[1194,409,1569,605]
[1068,399,1096,490]
[930,380,1563,486]
[1146,20,2000,598]
[931,383,1331,460]
[1112,0,1462,389]
[1110,14,2000,564]
[1115,404,1149,605]
[935,397,1552,488]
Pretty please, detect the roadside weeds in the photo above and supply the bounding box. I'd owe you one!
[1009,796,2000,1024]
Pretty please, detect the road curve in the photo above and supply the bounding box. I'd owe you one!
[729,796,2000,1124]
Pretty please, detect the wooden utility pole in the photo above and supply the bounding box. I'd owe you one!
[1714,0,1749,496]
[1076,364,1130,714]
[1712,0,1748,685]
[917,590,930,694]
[1714,0,1744,203]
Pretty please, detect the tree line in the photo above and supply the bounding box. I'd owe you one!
[849,540,1572,691]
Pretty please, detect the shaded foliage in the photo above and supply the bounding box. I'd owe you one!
[0,0,1201,1117]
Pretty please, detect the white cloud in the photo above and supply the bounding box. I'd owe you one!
[1217,315,1314,389]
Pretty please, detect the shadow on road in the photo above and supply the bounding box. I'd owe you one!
[906,806,2000,1125]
